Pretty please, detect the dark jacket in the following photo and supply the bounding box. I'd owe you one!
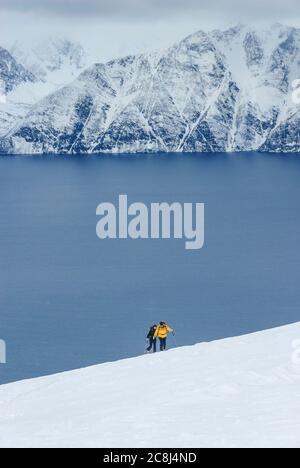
[147,326,157,340]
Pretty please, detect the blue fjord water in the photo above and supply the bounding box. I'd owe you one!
[0,152,300,384]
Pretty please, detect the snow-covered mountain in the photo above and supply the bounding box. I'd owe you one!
[10,37,92,84]
[0,323,300,448]
[0,46,36,94]
[0,47,38,142]
[1,24,300,154]
[0,37,94,149]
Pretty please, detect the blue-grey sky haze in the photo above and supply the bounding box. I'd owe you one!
[1,0,299,20]
[1,0,299,61]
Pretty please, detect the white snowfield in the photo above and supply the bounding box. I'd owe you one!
[1,323,300,448]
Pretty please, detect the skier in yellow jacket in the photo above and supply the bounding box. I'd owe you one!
[154,321,174,351]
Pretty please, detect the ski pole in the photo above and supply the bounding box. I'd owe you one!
[171,332,178,348]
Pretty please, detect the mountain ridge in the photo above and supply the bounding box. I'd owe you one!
[0,24,300,154]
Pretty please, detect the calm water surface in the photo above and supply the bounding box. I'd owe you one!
[0,152,300,384]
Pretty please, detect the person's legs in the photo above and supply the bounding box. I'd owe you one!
[153,339,157,353]
[146,338,153,352]
[159,338,167,351]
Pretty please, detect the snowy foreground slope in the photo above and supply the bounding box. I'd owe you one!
[1,24,300,154]
[1,323,300,448]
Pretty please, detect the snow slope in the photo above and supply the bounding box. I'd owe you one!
[1,323,300,448]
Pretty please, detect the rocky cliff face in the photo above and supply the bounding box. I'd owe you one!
[0,47,36,94]
[1,24,300,154]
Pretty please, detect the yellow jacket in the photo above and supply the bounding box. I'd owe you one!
[154,323,173,339]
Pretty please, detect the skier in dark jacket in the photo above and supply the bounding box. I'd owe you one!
[146,325,157,353]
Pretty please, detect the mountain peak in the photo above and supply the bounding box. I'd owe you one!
[10,36,92,82]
